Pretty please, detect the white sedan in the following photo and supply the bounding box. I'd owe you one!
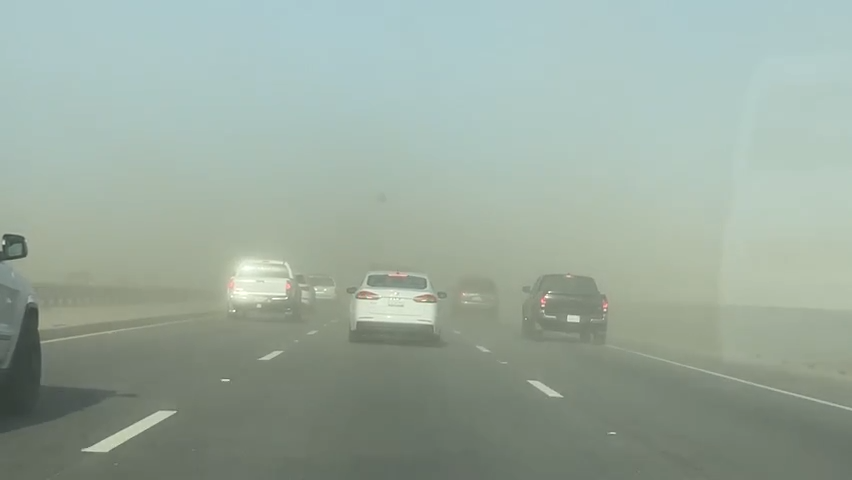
[347,271,447,343]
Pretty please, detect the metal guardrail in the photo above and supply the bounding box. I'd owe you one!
[32,283,220,309]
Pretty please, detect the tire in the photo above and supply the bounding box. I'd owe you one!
[522,314,538,340]
[227,309,241,319]
[348,329,360,343]
[0,324,42,415]
[592,332,607,346]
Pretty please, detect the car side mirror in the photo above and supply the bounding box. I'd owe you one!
[0,233,28,262]
[346,286,357,294]
[522,286,531,293]
[436,291,447,299]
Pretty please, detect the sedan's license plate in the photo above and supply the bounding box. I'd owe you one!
[388,297,404,307]
[566,315,581,323]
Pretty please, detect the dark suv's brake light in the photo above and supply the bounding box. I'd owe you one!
[539,295,547,309]
[602,296,608,312]
[356,290,380,300]
[227,277,235,291]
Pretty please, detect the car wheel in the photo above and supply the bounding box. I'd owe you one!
[0,324,42,415]
[522,315,538,340]
[592,332,607,346]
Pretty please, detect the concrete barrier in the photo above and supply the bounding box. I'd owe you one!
[39,302,222,330]
[32,283,219,309]
[609,302,852,378]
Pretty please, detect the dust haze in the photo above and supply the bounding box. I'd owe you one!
[3,2,851,310]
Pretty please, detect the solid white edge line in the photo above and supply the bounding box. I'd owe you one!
[81,410,177,453]
[527,380,564,398]
[306,330,318,335]
[453,330,461,334]
[42,318,202,344]
[607,345,852,413]
[258,350,284,361]
[475,345,491,353]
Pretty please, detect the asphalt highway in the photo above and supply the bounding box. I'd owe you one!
[3,304,852,479]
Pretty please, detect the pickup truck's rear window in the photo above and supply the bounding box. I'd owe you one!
[237,265,291,279]
[366,274,428,290]
[540,275,599,295]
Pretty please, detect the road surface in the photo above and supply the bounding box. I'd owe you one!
[2,305,852,479]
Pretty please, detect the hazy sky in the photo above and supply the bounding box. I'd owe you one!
[2,1,850,306]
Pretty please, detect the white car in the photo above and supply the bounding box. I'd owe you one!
[0,233,41,414]
[347,271,447,343]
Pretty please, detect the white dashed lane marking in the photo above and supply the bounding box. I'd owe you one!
[306,330,318,336]
[475,345,491,353]
[258,350,283,361]
[82,410,177,453]
[527,380,564,398]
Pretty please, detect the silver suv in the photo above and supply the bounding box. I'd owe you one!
[227,259,304,321]
[0,233,41,415]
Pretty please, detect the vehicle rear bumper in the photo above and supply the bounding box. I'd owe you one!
[535,315,607,333]
[454,301,498,310]
[229,295,300,313]
[352,319,438,337]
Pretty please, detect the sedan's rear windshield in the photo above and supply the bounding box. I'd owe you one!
[458,278,497,292]
[540,275,599,295]
[237,265,291,279]
[366,274,428,290]
[307,275,335,287]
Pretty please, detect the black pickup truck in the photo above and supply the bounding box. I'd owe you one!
[521,273,608,344]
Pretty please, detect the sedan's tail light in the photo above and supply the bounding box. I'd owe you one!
[285,281,292,291]
[356,290,380,300]
[413,294,438,303]
[227,277,235,291]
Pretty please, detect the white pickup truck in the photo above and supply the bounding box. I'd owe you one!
[0,233,41,415]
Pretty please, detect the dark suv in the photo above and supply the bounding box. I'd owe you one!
[451,276,499,318]
[521,273,608,344]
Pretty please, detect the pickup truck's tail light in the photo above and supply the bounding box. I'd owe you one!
[356,290,380,300]
[539,295,547,309]
[285,281,292,291]
[413,294,438,304]
[227,277,235,292]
